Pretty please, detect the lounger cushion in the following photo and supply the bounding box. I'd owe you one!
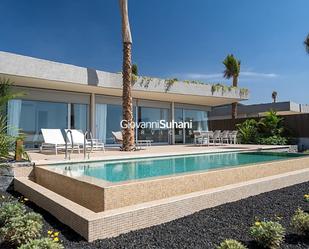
[41,129,65,145]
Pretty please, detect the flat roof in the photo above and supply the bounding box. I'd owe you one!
[209,101,309,120]
[0,51,248,106]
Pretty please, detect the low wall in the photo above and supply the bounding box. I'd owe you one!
[0,162,33,191]
[34,156,309,211]
[35,167,105,212]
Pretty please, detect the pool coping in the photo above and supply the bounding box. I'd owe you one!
[42,151,307,187]
[31,145,291,166]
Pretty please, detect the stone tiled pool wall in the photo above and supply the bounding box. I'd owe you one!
[34,156,309,211]
[15,167,309,241]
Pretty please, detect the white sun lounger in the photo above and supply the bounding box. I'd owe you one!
[112,131,152,149]
[40,129,76,155]
[65,129,105,152]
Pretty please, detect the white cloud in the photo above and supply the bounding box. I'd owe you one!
[240,72,278,78]
[178,71,279,81]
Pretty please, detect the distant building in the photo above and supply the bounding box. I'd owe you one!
[209,101,309,121]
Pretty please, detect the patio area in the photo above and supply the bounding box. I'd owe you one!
[27,144,292,165]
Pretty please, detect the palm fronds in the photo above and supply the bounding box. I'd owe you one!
[272,91,277,103]
[305,34,309,54]
[223,54,241,79]
[0,78,24,108]
[0,115,16,160]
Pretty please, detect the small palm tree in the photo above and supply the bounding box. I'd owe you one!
[119,0,135,151]
[0,78,24,114]
[272,91,277,103]
[305,34,309,54]
[223,54,241,121]
[271,91,278,103]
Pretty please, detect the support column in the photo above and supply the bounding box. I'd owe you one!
[67,103,71,129]
[135,99,139,142]
[171,102,175,145]
[90,93,95,136]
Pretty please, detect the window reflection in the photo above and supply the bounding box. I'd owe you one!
[7,100,68,148]
[71,103,88,131]
[174,108,208,144]
[137,107,169,143]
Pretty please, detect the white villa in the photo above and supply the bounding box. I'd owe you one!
[0,51,248,147]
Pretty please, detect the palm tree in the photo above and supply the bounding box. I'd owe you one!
[223,54,241,121]
[119,0,134,151]
[305,34,309,54]
[272,91,277,103]
[0,78,24,115]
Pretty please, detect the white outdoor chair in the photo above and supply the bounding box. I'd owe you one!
[209,130,222,145]
[65,129,105,152]
[220,130,230,144]
[40,129,74,155]
[199,131,213,146]
[229,130,238,144]
[193,130,203,145]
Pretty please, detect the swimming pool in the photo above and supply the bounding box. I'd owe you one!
[49,152,305,183]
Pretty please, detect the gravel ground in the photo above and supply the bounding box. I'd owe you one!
[1,182,309,249]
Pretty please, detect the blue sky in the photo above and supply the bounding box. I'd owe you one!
[0,0,308,104]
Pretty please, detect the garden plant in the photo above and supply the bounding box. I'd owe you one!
[237,110,288,145]
[249,220,285,249]
[217,239,248,249]
[291,208,309,236]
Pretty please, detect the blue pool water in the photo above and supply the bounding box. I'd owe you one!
[50,152,305,183]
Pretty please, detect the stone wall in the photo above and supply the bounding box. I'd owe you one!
[0,165,14,191]
[0,162,33,191]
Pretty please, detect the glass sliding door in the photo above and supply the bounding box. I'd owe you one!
[174,108,184,144]
[106,104,123,144]
[95,104,107,144]
[96,103,137,145]
[7,99,68,148]
[7,99,22,136]
[137,107,169,143]
[184,109,208,144]
[70,103,88,132]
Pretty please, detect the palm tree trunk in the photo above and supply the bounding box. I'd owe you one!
[231,76,238,121]
[119,0,134,151]
[122,42,135,151]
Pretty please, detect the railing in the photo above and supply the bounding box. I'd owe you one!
[65,130,74,160]
[84,130,94,160]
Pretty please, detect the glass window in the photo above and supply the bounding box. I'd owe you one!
[174,108,184,144]
[137,107,169,143]
[106,104,123,144]
[96,104,136,144]
[71,103,88,132]
[7,99,68,148]
[184,109,208,143]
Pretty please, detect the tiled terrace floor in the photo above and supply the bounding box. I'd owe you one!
[27,144,290,165]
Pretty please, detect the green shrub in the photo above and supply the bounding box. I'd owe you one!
[236,110,289,145]
[0,212,43,245]
[217,239,248,249]
[258,110,285,137]
[257,135,288,145]
[18,238,64,249]
[0,201,26,226]
[249,221,285,249]
[291,208,309,236]
[0,115,16,160]
[236,119,258,144]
